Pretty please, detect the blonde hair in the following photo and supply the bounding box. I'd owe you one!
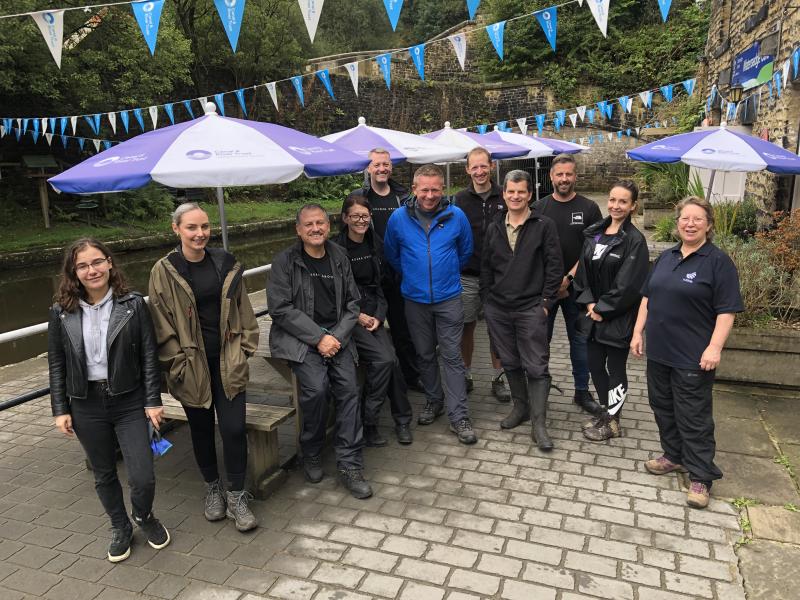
[171,202,205,226]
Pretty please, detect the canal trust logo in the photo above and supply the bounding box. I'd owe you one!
[683,271,697,283]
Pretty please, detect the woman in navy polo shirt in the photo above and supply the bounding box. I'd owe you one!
[631,196,743,509]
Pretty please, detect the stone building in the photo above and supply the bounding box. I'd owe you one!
[698,0,800,211]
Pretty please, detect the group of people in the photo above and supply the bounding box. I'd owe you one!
[47,147,743,565]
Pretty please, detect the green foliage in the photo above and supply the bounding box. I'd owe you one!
[636,162,690,204]
[653,215,678,243]
[106,184,175,222]
[731,497,760,509]
[713,199,758,239]
[278,174,363,207]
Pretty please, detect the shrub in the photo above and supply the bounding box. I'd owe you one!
[276,174,363,206]
[653,215,678,242]
[105,184,174,222]
[713,198,758,239]
[756,210,800,274]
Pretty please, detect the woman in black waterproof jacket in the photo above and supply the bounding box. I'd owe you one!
[48,239,170,563]
[574,180,650,441]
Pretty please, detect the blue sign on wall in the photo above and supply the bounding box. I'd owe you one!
[732,41,774,90]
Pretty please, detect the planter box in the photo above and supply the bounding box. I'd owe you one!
[717,328,800,389]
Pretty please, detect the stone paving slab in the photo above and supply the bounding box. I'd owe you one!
[0,316,750,599]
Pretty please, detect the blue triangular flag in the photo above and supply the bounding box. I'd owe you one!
[535,113,545,134]
[383,0,404,31]
[290,75,305,106]
[131,0,164,55]
[61,135,67,148]
[214,93,226,116]
[553,117,560,132]
[657,0,672,22]
[618,96,629,113]
[32,119,40,143]
[477,124,488,134]
[585,109,594,124]
[164,103,175,124]
[316,70,335,100]
[234,89,248,114]
[48,117,56,133]
[133,108,145,130]
[626,128,631,136]
[605,104,613,119]
[103,140,112,150]
[497,121,507,132]
[467,0,480,20]
[410,44,425,80]
[617,130,622,139]
[214,0,247,52]
[660,84,674,102]
[596,100,607,117]
[182,100,195,119]
[555,110,566,127]
[535,7,557,53]
[794,48,800,78]
[486,21,505,60]
[83,115,99,135]
[775,72,782,98]
[22,118,29,134]
[119,110,130,133]
[376,54,392,89]
[14,128,21,141]
[78,138,85,150]
[682,78,696,96]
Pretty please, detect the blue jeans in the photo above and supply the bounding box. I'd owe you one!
[546,287,590,391]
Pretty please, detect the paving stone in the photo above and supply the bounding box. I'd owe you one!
[425,544,477,568]
[678,555,735,581]
[353,512,407,534]
[395,557,450,585]
[447,569,500,595]
[475,553,522,578]
[521,561,575,589]
[505,539,562,565]
[267,576,318,600]
[61,556,114,582]
[174,582,242,600]
[381,535,428,557]
[398,581,445,600]
[2,566,61,596]
[564,551,617,577]
[342,546,399,572]
[42,576,103,600]
[313,587,372,600]
[404,521,453,543]
[501,579,556,600]
[185,558,238,585]
[664,571,714,598]
[576,572,633,600]
[328,525,385,547]
[563,516,607,537]
[359,572,404,598]
[143,573,190,600]
[7,545,58,569]
[620,561,661,587]
[265,554,317,579]
[311,562,366,588]
[403,504,447,524]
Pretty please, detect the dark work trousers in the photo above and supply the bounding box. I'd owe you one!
[183,355,247,491]
[352,325,413,427]
[647,359,722,485]
[382,277,420,385]
[546,287,590,391]
[404,296,468,423]
[587,341,630,419]
[71,383,155,528]
[484,302,550,379]
[290,348,364,469]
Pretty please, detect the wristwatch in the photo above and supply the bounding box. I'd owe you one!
[566,273,574,282]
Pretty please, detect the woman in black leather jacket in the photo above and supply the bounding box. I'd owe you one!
[48,238,169,563]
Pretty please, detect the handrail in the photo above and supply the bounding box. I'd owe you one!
[0,263,273,345]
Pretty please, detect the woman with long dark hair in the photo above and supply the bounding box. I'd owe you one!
[48,238,169,563]
[148,203,260,531]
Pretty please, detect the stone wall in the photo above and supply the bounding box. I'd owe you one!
[700,0,800,212]
[574,137,639,191]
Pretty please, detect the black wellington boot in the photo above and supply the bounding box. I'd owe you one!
[500,369,530,430]
[528,376,554,451]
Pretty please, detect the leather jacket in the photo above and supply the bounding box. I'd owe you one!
[48,292,161,416]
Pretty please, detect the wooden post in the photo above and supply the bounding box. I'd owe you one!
[38,170,50,229]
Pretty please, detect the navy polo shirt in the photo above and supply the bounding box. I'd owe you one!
[642,241,743,370]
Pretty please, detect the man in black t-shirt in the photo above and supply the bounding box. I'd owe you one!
[532,154,604,417]
[267,204,372,499]
[345,148,421,391]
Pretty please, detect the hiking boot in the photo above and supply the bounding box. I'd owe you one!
[492,372,512,402]
[583,416,622,441]
[132,513,171,550]
[107,521,133,563]
[582,415,604,430]
[644,455,687,476]
[687,481,710,509]
[226,490,258,531]
[465,374,474,393]
[500,369,529,429]
[338,468,373,499]
[418,402,444,425]
[450,418,478,445]
[364,425,388,447]
[574,389,605,416]
[303,454,324,483]
[204,479,226,521]
[395,423,413,445]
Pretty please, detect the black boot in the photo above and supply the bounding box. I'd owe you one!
[500,369,530,430]
[574,389,605,416]
[364,425,388,447]
[528,376,554,451]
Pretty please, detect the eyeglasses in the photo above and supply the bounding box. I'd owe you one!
[75,258,110,273]
[678,216,707,225]
[348,214,371,222]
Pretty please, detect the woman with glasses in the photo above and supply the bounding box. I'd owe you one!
[333,196,413,446]
[631,196,743,509]
[48,239,169,563]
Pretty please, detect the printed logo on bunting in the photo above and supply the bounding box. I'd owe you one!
[316,69,336,100]
[266,82,279,110]
[639,90,652,108]
[410,44,425,80]
[448,34,468,70]
[618,96,629,113]
[290,75,305,106]
[682,78,695,96]
[132,1,164,55]
[657,0,672,22]
[487,21,506,60]
[587,0,609,38]
[660,84,674,102]
[214,0,247,52]
[298,0,325,43]
[467,0,481,20]
[535,7,557,53]
[376,53,392,89]
[383,0,404,31]
[344,62,359,96]
[31,10,65,68]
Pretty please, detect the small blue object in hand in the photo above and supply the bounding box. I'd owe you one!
[148,422,173,457]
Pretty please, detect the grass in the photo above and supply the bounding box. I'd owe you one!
[2,199,343,255]
[731,497,760,509]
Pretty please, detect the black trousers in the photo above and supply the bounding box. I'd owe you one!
[484,302,550,379]
[383,278,419,384]
[71,384,155,528]
[291,348,364,469]
[587,341,630,419]
[352,325,412,426]
[183,356,247,491]
[647,359,722,484]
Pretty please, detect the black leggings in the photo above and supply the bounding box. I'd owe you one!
[587,341,630,420]
[183,356,247,491]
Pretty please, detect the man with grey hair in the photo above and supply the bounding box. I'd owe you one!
[480,170,563,450]
[267,203,372,498]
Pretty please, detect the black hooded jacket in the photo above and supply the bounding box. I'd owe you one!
[454,182,505,276]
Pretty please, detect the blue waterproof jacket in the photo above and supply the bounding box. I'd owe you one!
[383,199,473,304]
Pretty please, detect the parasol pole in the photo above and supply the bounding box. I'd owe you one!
[534,158,541,202]
[446,163,451,197]
[216,186,229,250]
[705,170,717,202]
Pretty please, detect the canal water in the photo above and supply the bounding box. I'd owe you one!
[0,226,298,367]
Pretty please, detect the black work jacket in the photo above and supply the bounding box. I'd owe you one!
[454,182,505,276]
[574,216,650,348]
[48,292,161,416]
[267,240,360,363]
[332,228,388,323]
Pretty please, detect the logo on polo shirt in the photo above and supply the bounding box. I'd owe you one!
[683,271,697,283]
[571,212,584,225]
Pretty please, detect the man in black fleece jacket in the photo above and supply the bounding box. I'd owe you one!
[480,170,563,450]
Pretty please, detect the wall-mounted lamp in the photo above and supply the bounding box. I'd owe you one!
[728,84,744,104]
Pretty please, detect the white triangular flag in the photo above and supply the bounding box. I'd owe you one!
[638,90,651,108]
[568,113,578,127]
[344,62,359,96]
[31,11,65,68]
[578,0,584,5]
[93,139,101,152]
[0,125,5,138]
[626,97,633,113]
[587,0,610,38]
[45,132,53,146]
[516,117,527,135]
[265,82,279,110]
[662,121,668,128]
[607,132,613,141]
[149,106,158,129]
[15,118,21,132]
[576,105,586,121]
[70,116,77,135]
[579,137,585,144]
[635,127,640,135]
[782,59,790,88]
[448,33,467,70]
[298,0,325,43]
[198,96,208,111]
[107,112,117,134]
[41,118,48,134]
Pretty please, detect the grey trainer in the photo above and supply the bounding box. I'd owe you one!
[226,490,258,532]
[204,479,226,521]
